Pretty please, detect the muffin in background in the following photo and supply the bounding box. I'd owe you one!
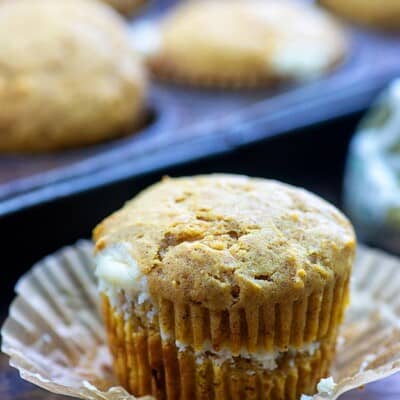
[142,0,347,88]
[101,0,147,16]
[93,174,356,399]
[0,0,147,152]
[319,0,400,30]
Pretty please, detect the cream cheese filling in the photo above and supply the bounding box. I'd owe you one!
[251,2,343,80]
[270,41,335,80]
[95,242,154,318]
[175,339,320,370]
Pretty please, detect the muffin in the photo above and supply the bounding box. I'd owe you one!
[93,174,356,399]
[0,0,147,152]
[142,0,347,88]
[319,0,400,30]
[101,0,147,16]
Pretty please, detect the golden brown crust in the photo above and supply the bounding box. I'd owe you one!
[0,0,147,152]
[319,0,400,30]
[94,174,355,310]
[146,0,347,88]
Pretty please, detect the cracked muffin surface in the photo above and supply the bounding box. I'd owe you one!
[94,174,355,310]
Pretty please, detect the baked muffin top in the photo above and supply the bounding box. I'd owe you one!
[94,175,355,309]
[319,0,400,30]
[0,0,147,152]
[145,0,347,86]
[101,0,146,16]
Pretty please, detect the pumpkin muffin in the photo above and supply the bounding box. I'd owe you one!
[141,0,347,88]
[0,0,147,152]
[93,174,356,399]
[101,0,147,16]
[319,0,400,30]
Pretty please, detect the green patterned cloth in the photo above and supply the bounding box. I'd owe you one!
[344,79,400,253]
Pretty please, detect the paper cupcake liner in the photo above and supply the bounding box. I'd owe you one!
[2,240,400,400]
[103,293,337,399]
[151,277,348,354]
[100,266,349,357]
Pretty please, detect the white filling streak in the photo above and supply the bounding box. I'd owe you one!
[251,2,342,80]
[95,243,154,319]
[270,42,333,80]
[176,340,320,370]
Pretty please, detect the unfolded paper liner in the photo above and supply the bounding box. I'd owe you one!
[1,240,400,400]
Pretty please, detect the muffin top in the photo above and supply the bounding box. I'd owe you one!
[319,0,400,30]
[0,0,147,152]
[101,0,146,16]
[94,175,355,309]
[144,0,347,86]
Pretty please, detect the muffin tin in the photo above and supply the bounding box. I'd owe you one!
[1,108,398,400]
[0,0,399,217]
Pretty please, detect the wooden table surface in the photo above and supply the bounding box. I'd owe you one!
[1,351,399,400]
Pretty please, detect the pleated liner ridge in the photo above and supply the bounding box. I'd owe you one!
[101,272,350,400]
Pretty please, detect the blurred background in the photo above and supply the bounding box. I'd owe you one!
[0,0,399,398]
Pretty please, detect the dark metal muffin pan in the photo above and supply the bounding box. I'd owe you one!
[0,0,399,217]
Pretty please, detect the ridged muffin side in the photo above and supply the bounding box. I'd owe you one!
[102,295,340,399]
[94,174,356,399]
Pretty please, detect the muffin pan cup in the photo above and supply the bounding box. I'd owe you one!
[2,240,400,400]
